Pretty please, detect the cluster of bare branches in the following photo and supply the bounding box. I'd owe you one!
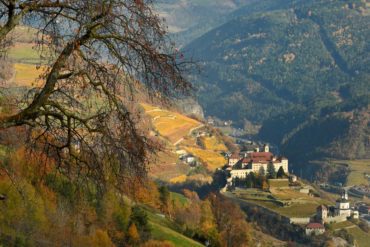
[0,0,192,190]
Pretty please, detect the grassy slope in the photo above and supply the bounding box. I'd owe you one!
[343,159,370,186]
[331,221,369,247]
[232,187,331,218]
[346,226,369,247]
[144,197,203,247]
[150,221,203,247]
[9,43,41,64]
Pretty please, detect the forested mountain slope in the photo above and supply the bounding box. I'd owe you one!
[184,0,370,168]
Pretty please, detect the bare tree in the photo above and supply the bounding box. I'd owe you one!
[0,0,191,189]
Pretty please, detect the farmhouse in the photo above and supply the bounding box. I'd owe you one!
[305,223,325,236]
[228,145,288,181]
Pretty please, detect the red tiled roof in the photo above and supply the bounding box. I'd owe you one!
[306,223,324,229]
[249,152,273,163]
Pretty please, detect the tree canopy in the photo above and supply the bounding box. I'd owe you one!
[0,0,191,188]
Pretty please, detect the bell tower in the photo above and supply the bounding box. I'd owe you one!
[341,189,348,200]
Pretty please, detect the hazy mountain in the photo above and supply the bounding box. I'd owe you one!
[155,0,255,46]
[183,0,370,172]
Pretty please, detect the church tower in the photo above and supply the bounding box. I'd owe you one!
[341,189,348,200]
[263,144,269,153]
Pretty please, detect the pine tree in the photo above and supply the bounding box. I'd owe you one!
[246,172,256,188]
[267,163,276,179]
[277,166,286,178]
[129,206,150,241]
[159,186,170,215]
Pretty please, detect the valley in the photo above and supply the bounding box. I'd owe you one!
[0,1,369,246]
[182,0,370,181]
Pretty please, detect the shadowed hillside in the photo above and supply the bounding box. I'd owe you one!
[183,0,370,176]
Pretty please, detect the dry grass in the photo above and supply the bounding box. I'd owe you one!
[268,179,289,188]
[149,150,190,182]
[14,63,47,87]
[141,103,201,144]
[184,147,226,170]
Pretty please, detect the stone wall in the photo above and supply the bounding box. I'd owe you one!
[289,217,310,225]
[324,214,347,223]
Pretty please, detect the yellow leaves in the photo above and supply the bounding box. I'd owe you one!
[91,229,115,247]
[131,180,160,208]
[75,229,115,247]
[127,223,140,243]
[169,175,187,184]
[200,200,217,234]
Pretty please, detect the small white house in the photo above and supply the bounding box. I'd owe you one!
[185,156,195,163]
[352,210,359,219]
[289,175,297,183]
[305,223,325,236]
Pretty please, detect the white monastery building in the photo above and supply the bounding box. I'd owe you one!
[228,145,288,180]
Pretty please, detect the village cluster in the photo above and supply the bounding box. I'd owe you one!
[220,144,367,236]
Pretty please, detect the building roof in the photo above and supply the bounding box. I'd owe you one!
[249,152,273,163]
[306,223,324,229]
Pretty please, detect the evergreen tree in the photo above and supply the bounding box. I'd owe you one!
[129,206,150,241]
[159,186,170,214]
[267,163,276,179]
[246,172,256,188]
[277,167,286,178]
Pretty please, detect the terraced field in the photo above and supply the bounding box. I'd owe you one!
[9,43,42,64]
[201,136,227,151]
[184,146,226,171]
[230,187,331,218]
[13,63,47,87]
[141,103,202,144]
